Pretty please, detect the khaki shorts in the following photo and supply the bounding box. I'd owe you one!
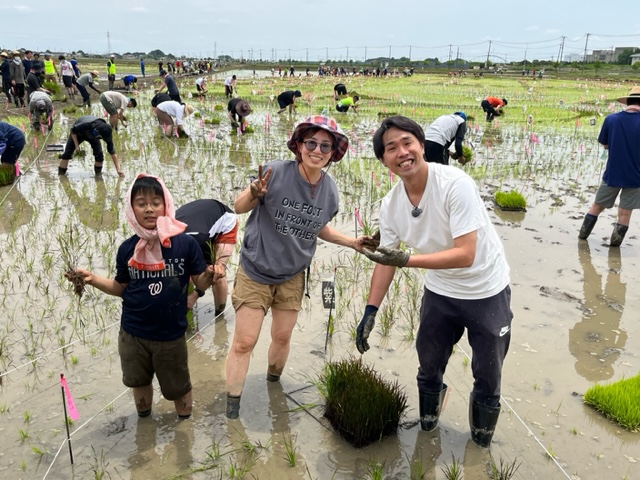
[232,264,304,313]
[99,93,118,115]
[594,182,640,210]
[118,329,191,400]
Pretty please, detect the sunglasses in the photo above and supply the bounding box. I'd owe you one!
[302,140,334,154]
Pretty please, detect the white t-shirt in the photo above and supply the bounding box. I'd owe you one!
[424,114,464,146]
[195,77,205,87]
[379,163,509,299]
[224,76,234,86]
[60,60,74,77]
[157,100,185,125]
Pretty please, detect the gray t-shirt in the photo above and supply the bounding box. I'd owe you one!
[240,160,339,284]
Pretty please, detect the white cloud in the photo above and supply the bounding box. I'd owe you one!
[526,25,539,32]
[14,5,32,11]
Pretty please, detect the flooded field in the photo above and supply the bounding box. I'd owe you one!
[0,74,639,479]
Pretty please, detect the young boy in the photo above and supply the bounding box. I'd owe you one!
[66,174,223,418]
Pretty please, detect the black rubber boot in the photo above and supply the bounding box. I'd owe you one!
[610,223,628,247]
[419,384,447,432]
[469,398,501,448]
[578,213,598,239]
[226,394,241,419]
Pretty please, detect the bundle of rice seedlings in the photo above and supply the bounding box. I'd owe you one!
[584,374,640,431]
[458,146,474,165]
[494,190,526,211]
[0,163,17,186]
[317,357,408,448]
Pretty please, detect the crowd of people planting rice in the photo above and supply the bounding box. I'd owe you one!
[1,37,640,480]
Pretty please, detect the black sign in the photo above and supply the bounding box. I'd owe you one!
[322,280,335,309]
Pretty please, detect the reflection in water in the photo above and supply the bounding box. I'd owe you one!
[59,175,122,231]
[409,429,442,479]
[570,243,627,381]
[0,183,35,233]
[228,134,252,166]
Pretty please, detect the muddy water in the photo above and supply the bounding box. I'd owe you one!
[0,91,639,480]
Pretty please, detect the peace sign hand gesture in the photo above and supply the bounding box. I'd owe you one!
[249,165,272,200]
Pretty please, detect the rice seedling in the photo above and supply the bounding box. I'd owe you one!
[18,428,29,442]
[89,446,110,480]
[583,373,640,431]
[316,357,408,447]
[282,432,298,467]
[0,163,16,186]
[23,410,31,423]
[365,459,385,480]
[441,454,463,480]
[494,190,527,211]
[488,455,521,480]
[57,225,88,300]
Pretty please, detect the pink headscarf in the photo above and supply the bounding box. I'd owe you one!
[125,173,187,271]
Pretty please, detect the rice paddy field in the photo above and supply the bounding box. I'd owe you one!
[1,71,639,479]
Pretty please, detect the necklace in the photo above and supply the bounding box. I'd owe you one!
[299,162,327,199]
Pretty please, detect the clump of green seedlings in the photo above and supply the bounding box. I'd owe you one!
[0,163,17,186]
[489,454,521,480]
[204,118,221,125]
[214,104,223,111]
[243,125,255,133]
[316,357,408,448]
[456,146,474,165]
[62,106,78,114]
[42,81,61,96]
[583,373,640,431]
[494,190,526,211]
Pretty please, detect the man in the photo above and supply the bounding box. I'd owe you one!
[195,76,207,93]
[140,58,145,77]
[481,97,507,122]
[158,69,182,103]
[70,55,81,78]
[276,89,301,115]
[357,115,512,448]
[31,53,44,81]
[424,112,467,165]
[25,66,50,99]
[22,51,33,80]
[99,91,137,130]
[58,115,123,177]
[0,121,26,168]
[227,98,251,133]
[224,74,236,98]
[106,55,116,90]
[333,82,347,101]
[0,52,11,107]
[121,74,137,91]
[76,71,100,107]
[335,95,359,114]
[175,199,238,317]
[156,101,193,138]
[28,91,54,132]
[578,86,640,247]
[43,53,59,83]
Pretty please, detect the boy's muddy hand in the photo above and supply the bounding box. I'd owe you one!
[361,246,409,267]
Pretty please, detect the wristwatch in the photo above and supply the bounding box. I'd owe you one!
[195,287,206,297]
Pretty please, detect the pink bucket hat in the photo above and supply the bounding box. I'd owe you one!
[287,115,349,162]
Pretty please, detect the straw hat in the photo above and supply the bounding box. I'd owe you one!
[90,71,99,77]
[236,100,252,117]
[0,52,8,58]
[617,86,640,105]
[287,115,349,162]
[13,50,21,56]
[183,104,194,116]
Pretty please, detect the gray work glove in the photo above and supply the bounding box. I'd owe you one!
[356,305,378,354]
[362,246,409,267]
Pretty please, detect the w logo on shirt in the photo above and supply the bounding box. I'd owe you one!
[148,282,163,296]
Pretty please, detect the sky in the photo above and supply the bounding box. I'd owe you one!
[2,1,640,63]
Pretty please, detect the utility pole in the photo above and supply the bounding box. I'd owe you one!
[364,47,367,61]
[557,36,565,64]
[306,48,308,63]
[583,33,590,64]
[326,47,328,62]
[288,49,291,61]
[485,40,491,68]
[409,45,412,62]
[107,31,111,55]
[347,47,349,62]
[456,47,460,68]
[214,42,217,60]
[448,45,452,62]
[389,45,392,63]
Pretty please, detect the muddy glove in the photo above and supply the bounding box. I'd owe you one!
[356,305,378,354]
[362,246,409,267]
[361,230,380,251]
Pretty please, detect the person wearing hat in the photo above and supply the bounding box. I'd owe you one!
[335,94,359,114]
[28,91,54,132]
[481,96,507,122]
[156,100,193,138]
[76,71,101,107]
[224,115,366,419]
[9,51,26,108]
[157,69,182,103]
[106,55,116,91]
[0,121,26,167]
[0,52,12,108]
[99,91,138,131]
[357,115,512,448]
[175,198,238,316]
[224,74,236,98]
[58,55,76,99]
[424,112,467,165]
[276,89,302,115]
[58,115,123,176]
[579,86,640,247]
[227,98,251,134]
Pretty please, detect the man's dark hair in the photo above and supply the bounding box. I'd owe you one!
[25,50,32,55]
[129,98,138,108]
[131,176,164,203]
[627,97,640,106]
[372,115,425,160]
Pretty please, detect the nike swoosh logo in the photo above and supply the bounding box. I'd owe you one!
[499,326,510,337]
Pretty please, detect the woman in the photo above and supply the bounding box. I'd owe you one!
[225,115,364,419]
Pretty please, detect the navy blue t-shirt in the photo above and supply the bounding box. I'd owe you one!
[115,233,206,341]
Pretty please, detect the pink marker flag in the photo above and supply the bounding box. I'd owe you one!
[15,162,20,177]
[354,207,364,228]
[60,375,80,421]
[389,170,395,183]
